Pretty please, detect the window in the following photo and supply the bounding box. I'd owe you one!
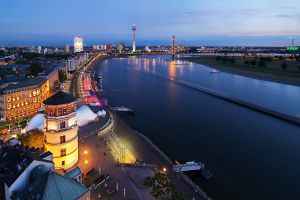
[60,121,66,129]
[61,148,66,157]
[62,160,65,166]
[60,135,66,143]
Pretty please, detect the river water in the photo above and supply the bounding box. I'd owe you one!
[97,55,300,200]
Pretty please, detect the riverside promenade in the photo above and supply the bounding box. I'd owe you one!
[75,55,211,199]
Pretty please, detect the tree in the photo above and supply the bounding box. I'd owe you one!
[52,80,60,92]
[58,70,67,82]
[257,61,266,67]
[230,58,235,64]
[143,173,185,200]
[244,60,250,65]
[250,60,257,66]
[30,62,44,76]
[18,129,44,149]
[281,63,288,70]
[83,176,92,187]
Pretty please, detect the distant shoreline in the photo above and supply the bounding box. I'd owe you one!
[185,56,300,86]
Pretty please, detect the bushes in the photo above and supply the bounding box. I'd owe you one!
[257,61,266,67]
[250,60,257,66]
[281,63,288,70]
[18,129,44,149]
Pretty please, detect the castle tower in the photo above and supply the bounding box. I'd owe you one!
[43,91,78,170]
[132,24,137,53]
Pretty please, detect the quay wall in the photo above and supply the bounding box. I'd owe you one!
[134,131,212,200]
[163,74,300,126]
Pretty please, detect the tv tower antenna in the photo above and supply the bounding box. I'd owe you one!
[132,24,136,53]
[171,35,175,60]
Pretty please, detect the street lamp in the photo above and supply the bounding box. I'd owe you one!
[84,150,88,155]
[84,160,88,164]
[163,167,167,173]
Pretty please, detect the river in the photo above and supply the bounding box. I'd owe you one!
[96,55,300,200]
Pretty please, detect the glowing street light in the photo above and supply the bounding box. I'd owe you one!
[84,160,88,164]
[163,167,167,173]
[84,150,88,155]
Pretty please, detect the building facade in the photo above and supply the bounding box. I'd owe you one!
[0,77,50,121]
[74,36,83,53]
[66,43,70,53]
[43,91,78,170]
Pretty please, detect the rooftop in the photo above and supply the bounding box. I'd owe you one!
[13,168,88,200]
[0,145,53,187]
[0,76,47,93]
[43,91,77,105]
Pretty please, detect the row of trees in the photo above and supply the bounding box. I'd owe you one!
[244,59,290,70]
[244,60,267,67]
[216,56,235,64]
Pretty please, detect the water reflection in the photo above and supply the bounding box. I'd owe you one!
[169,61,176,79]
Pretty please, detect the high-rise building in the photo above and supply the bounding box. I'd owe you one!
[65,44,70,53]
[43,91,79,170]
[132,24,136,52]
[37,46,42,54]
[117,43,125,53]
[74,36,83,53]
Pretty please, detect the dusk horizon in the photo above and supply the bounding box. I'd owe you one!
[1,1,300,200]
[1,0,299,46]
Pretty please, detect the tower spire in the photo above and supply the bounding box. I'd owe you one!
[171,35,175,60]
[132,24,136,53]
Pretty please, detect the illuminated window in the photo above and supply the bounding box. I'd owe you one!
[60,121,66,129]
[61,148,66,157]
[62,160,65,166]
[6,96,11,102]
[33,91,36,96]
[60,135,66,143]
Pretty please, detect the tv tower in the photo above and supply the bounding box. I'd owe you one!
[132,24,136,53]
[171,35,175,60]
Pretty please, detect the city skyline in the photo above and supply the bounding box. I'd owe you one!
[0,0,299,46]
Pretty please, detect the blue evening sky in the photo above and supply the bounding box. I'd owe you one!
[0,0,299,46]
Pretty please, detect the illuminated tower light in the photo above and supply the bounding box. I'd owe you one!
[132,24,137,53]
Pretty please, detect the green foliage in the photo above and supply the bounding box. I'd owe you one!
[143,173,185,200]
[83,176,92,187]
[257,61,266,67]
[281,63,288,70]
[30,62,44,76]
[18,129,44,149]
[52,80,60,93]
[250,60,257,66]
[58,70,67,82]
[21,52,42,59]
[230,58,235,64]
